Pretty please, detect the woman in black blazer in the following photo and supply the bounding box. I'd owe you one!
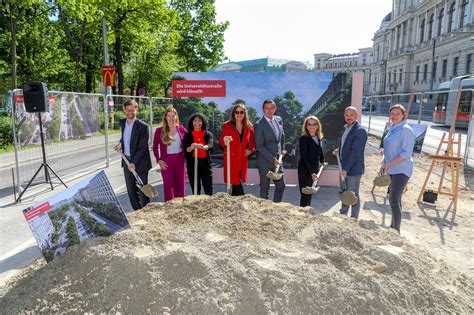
[298,116,326,207]
[183,113,214,195]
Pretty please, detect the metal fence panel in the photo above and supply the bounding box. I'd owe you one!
[9,90,109,196]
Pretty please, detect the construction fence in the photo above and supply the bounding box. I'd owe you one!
[2,88,473,199]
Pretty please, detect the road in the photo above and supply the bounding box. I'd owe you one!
[360,114,472,167]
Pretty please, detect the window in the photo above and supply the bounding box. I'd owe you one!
[432,62,437,79]
[394,70,397,83]
[437,8,444,36]
[363,58,366,65]
[399,68,403,83]
[420,18,425,43]
[388,71,392,84]
[442,59,448,77]
[460,0,469,28]
[428,14,434,40]
[374,75,377,90]
[416,65,420,81]
[453,56,459,75]
[448,2,455,32]
[423,64,428,80]
[467,54,473,74]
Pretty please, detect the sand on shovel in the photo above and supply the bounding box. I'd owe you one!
[0,193,473,313]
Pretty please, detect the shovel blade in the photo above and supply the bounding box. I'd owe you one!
[140,184,158,198]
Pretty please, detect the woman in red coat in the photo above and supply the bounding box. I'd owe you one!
[219,103,256,196]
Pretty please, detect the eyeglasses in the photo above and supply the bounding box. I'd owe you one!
[235,111,245,115]
[307,122,318,127]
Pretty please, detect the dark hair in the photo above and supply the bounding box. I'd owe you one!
[227,103,253,130]
[262,99,276,109]
[187,112,208,131]
[123,99,138,109]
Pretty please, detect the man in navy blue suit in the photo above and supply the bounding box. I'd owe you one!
[333,106,368,219]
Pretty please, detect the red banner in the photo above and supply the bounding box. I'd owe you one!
[172,80,226,97]
[102,65,116,87]
[24,202,51,221]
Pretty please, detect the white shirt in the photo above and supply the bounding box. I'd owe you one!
[123,119,135,156]
[340,123,353,158]
[167,132,182,154]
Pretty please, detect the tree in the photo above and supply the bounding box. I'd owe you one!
[171,0,228,71]
[274,91,304,145]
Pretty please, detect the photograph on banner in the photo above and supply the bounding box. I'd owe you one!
[172,72,359,166]
[22,170,129,263]
[380,123,428,154]
[14,92,101,146]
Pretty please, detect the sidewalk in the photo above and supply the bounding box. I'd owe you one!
[0,157,341,287]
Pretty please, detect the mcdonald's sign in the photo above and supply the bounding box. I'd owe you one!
[102,65,116,87]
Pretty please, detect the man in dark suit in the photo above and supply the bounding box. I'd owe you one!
[117,100,152,210]
[333,106,368,219]
[255,99,285,202]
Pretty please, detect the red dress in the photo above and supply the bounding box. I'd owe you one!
[219,122,255,185]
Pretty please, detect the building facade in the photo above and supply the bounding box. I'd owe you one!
[213,58,313,72]
[314,48,373,95]
[371,0,473,95]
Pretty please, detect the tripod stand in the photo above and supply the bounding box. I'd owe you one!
[16,112,67,202]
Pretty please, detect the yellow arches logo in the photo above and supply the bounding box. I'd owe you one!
[102,66,116,87]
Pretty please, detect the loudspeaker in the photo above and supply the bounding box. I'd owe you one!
[23,81,49,113]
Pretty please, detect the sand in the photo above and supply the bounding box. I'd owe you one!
[1,190,473,313]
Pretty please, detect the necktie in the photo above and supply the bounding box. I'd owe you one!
[270,119,279,139]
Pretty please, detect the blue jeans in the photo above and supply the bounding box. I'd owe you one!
[389,173,409,233]
[340,175,362,219]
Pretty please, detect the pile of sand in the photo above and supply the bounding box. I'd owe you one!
[1,193,473,313]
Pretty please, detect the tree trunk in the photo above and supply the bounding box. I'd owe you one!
[114,34,124,95]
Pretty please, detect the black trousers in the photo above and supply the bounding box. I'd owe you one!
[124,167,150,211]
[231,176,245,196]
[298,170,313,207]
[187,158,213,195]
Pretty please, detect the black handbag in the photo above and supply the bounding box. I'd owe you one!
[423,190,438,204]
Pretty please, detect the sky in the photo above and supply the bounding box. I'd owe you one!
[214,0,393,64]
[175,72,333,113]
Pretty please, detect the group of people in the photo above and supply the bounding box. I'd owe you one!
[118,99,415,233]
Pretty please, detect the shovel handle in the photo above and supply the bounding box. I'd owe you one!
[312,166,324,188]
[274,153,284,173]
[226,141,231,194]
[194,147,198,195]
[120,153,144,186]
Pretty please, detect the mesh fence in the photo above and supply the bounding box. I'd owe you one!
[9,90,108,195]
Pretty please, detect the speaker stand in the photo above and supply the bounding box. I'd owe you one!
[16,112,67,203]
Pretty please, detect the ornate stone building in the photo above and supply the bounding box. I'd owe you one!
[314,48,373,95]
[371,0,473,95]
[314,0,473,96]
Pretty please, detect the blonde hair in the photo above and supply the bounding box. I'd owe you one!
[161,106,180,146]
[301,116,323,139]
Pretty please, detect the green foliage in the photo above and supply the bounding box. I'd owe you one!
[76,199,124,225]
[0,0,228,95]
[274,91,305,145]
[0,115,13,150]
[66,217,80,247]
[76,206,112,237]
[43,249,55,262]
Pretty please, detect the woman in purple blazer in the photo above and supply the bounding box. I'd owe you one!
[153,106,187,202]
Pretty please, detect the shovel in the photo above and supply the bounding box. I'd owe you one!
[226,140,231,194]
[266,153,284,181]
[193,147,198,195]
[302,166,324,195]
[120,153,158,198]
[336,154,358,206]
